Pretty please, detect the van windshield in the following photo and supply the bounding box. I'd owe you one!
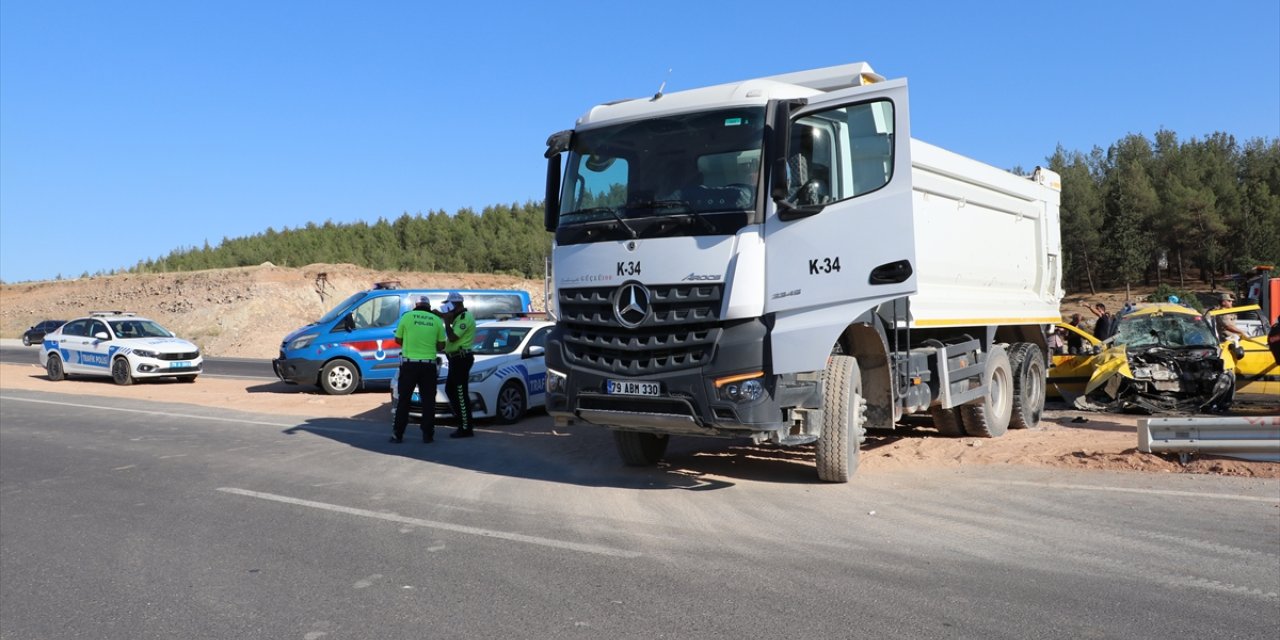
[318,293,365,325]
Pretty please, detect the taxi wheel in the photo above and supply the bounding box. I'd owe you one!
[46,354,65,381]
[112,358,135,386]
[495,380,526,424]
[320,360,360,395]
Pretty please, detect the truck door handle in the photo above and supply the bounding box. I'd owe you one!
[869,260,913,285]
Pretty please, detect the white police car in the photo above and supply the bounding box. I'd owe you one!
[40,311,203,385]
[391,319,553,424]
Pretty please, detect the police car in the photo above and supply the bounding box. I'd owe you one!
[391,319,553,424]
[40,311,203,385]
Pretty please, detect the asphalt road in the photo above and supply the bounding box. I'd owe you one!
[2,387,1278,639]
[1,344,275,381]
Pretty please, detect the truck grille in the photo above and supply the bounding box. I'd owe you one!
[558,284,721,376]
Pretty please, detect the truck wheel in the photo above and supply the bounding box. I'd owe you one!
[1007,342,1046,430]
[319,360,360,395]
[960,345,1012,438]
[46,354,65,381]
[816,355,866,482]
[613,431,668,466]
[929,406,965,436]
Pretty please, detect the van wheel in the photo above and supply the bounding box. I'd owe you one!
[112,358,135,386]
[1007,343,1046,429]
[46,354,65,381]
[816,355,866,482]
[614,431,669,466]
[961,345,1013,437]
[320,360,360,395]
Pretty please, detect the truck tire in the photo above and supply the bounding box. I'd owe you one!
[929,406,965,436]
[613,431,669,466]
[1007,342,1046,430]
[960,345,1012,438]
[816,355,866,482]
[319,359,360,395]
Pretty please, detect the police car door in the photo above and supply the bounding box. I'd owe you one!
[764,80,915,374]
[54,319,90,373]
[524,326,552,402]
[82,319,115,371]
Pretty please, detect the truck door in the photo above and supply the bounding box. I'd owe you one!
[764,80,915,372]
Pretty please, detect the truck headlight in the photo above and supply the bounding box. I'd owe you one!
[547,368,567,394]
[469,367,497,383]
[715,372,765,403]
[288,333,319,350]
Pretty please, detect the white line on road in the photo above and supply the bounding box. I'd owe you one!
[0,395,374,435]
[217,487,642,559]
[988,480,1280,503]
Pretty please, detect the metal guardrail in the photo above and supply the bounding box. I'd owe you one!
[1138,416,1280,462]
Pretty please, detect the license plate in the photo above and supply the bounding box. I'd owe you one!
[171,362,191,369]
[606,379,660,396]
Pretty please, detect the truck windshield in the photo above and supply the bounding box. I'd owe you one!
[557,107,765,242]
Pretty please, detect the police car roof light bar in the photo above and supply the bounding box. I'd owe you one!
[89,310,136,317]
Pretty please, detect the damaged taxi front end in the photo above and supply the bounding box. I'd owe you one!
[1052,304,1236,413]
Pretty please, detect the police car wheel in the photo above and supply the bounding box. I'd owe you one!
[46,354,65,381]
[320,360,360,395]
[495,380,526,424]
[112,358,135,386]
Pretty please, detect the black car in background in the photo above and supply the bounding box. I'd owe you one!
[22,320,66,347]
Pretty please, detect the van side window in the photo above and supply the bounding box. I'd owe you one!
[789,98,894,205]
[351,296,402,330]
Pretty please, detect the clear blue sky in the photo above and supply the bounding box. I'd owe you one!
[2,0,1277,283]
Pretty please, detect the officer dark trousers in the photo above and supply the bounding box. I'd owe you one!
[394,359,438,441]
[446,352,474,433]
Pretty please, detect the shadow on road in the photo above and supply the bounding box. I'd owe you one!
[280,411,838,490]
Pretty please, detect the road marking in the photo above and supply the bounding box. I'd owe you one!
[217,487,641,559]
[1,395,297,427]
[201,373,278,381]
[991,480,1279,503]
[0,396,374,435]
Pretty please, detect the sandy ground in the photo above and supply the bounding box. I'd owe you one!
[3,362,1276,479]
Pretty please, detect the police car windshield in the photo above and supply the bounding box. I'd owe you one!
[318,293,366,324]
[471,327,531,355]
[109,319,172,339]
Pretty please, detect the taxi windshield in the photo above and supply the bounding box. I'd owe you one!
[1115,313,1217,349]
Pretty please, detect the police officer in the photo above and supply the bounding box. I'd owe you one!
[440,291,476,438]
[391,295,446,444]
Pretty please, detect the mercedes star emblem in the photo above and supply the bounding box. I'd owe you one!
[613,283,651,328]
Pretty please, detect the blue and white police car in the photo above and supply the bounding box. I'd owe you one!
[40,311,203,385]
[391,319,553,424]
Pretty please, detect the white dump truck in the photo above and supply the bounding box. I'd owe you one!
[540,62,1063,481]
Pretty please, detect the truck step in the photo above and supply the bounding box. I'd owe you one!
[776,434,819,446]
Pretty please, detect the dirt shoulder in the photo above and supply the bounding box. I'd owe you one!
[3,362,1275,479]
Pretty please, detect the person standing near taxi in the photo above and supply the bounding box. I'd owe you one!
[391,295,446,444]
[440,292,477,438]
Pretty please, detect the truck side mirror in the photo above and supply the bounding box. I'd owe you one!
[544,154,561,232]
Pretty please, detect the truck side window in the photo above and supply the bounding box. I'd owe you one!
[790,99,894,204]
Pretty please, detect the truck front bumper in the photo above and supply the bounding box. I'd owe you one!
[545,320,809,437]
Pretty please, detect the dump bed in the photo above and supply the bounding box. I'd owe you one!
[907,140,1063,329]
